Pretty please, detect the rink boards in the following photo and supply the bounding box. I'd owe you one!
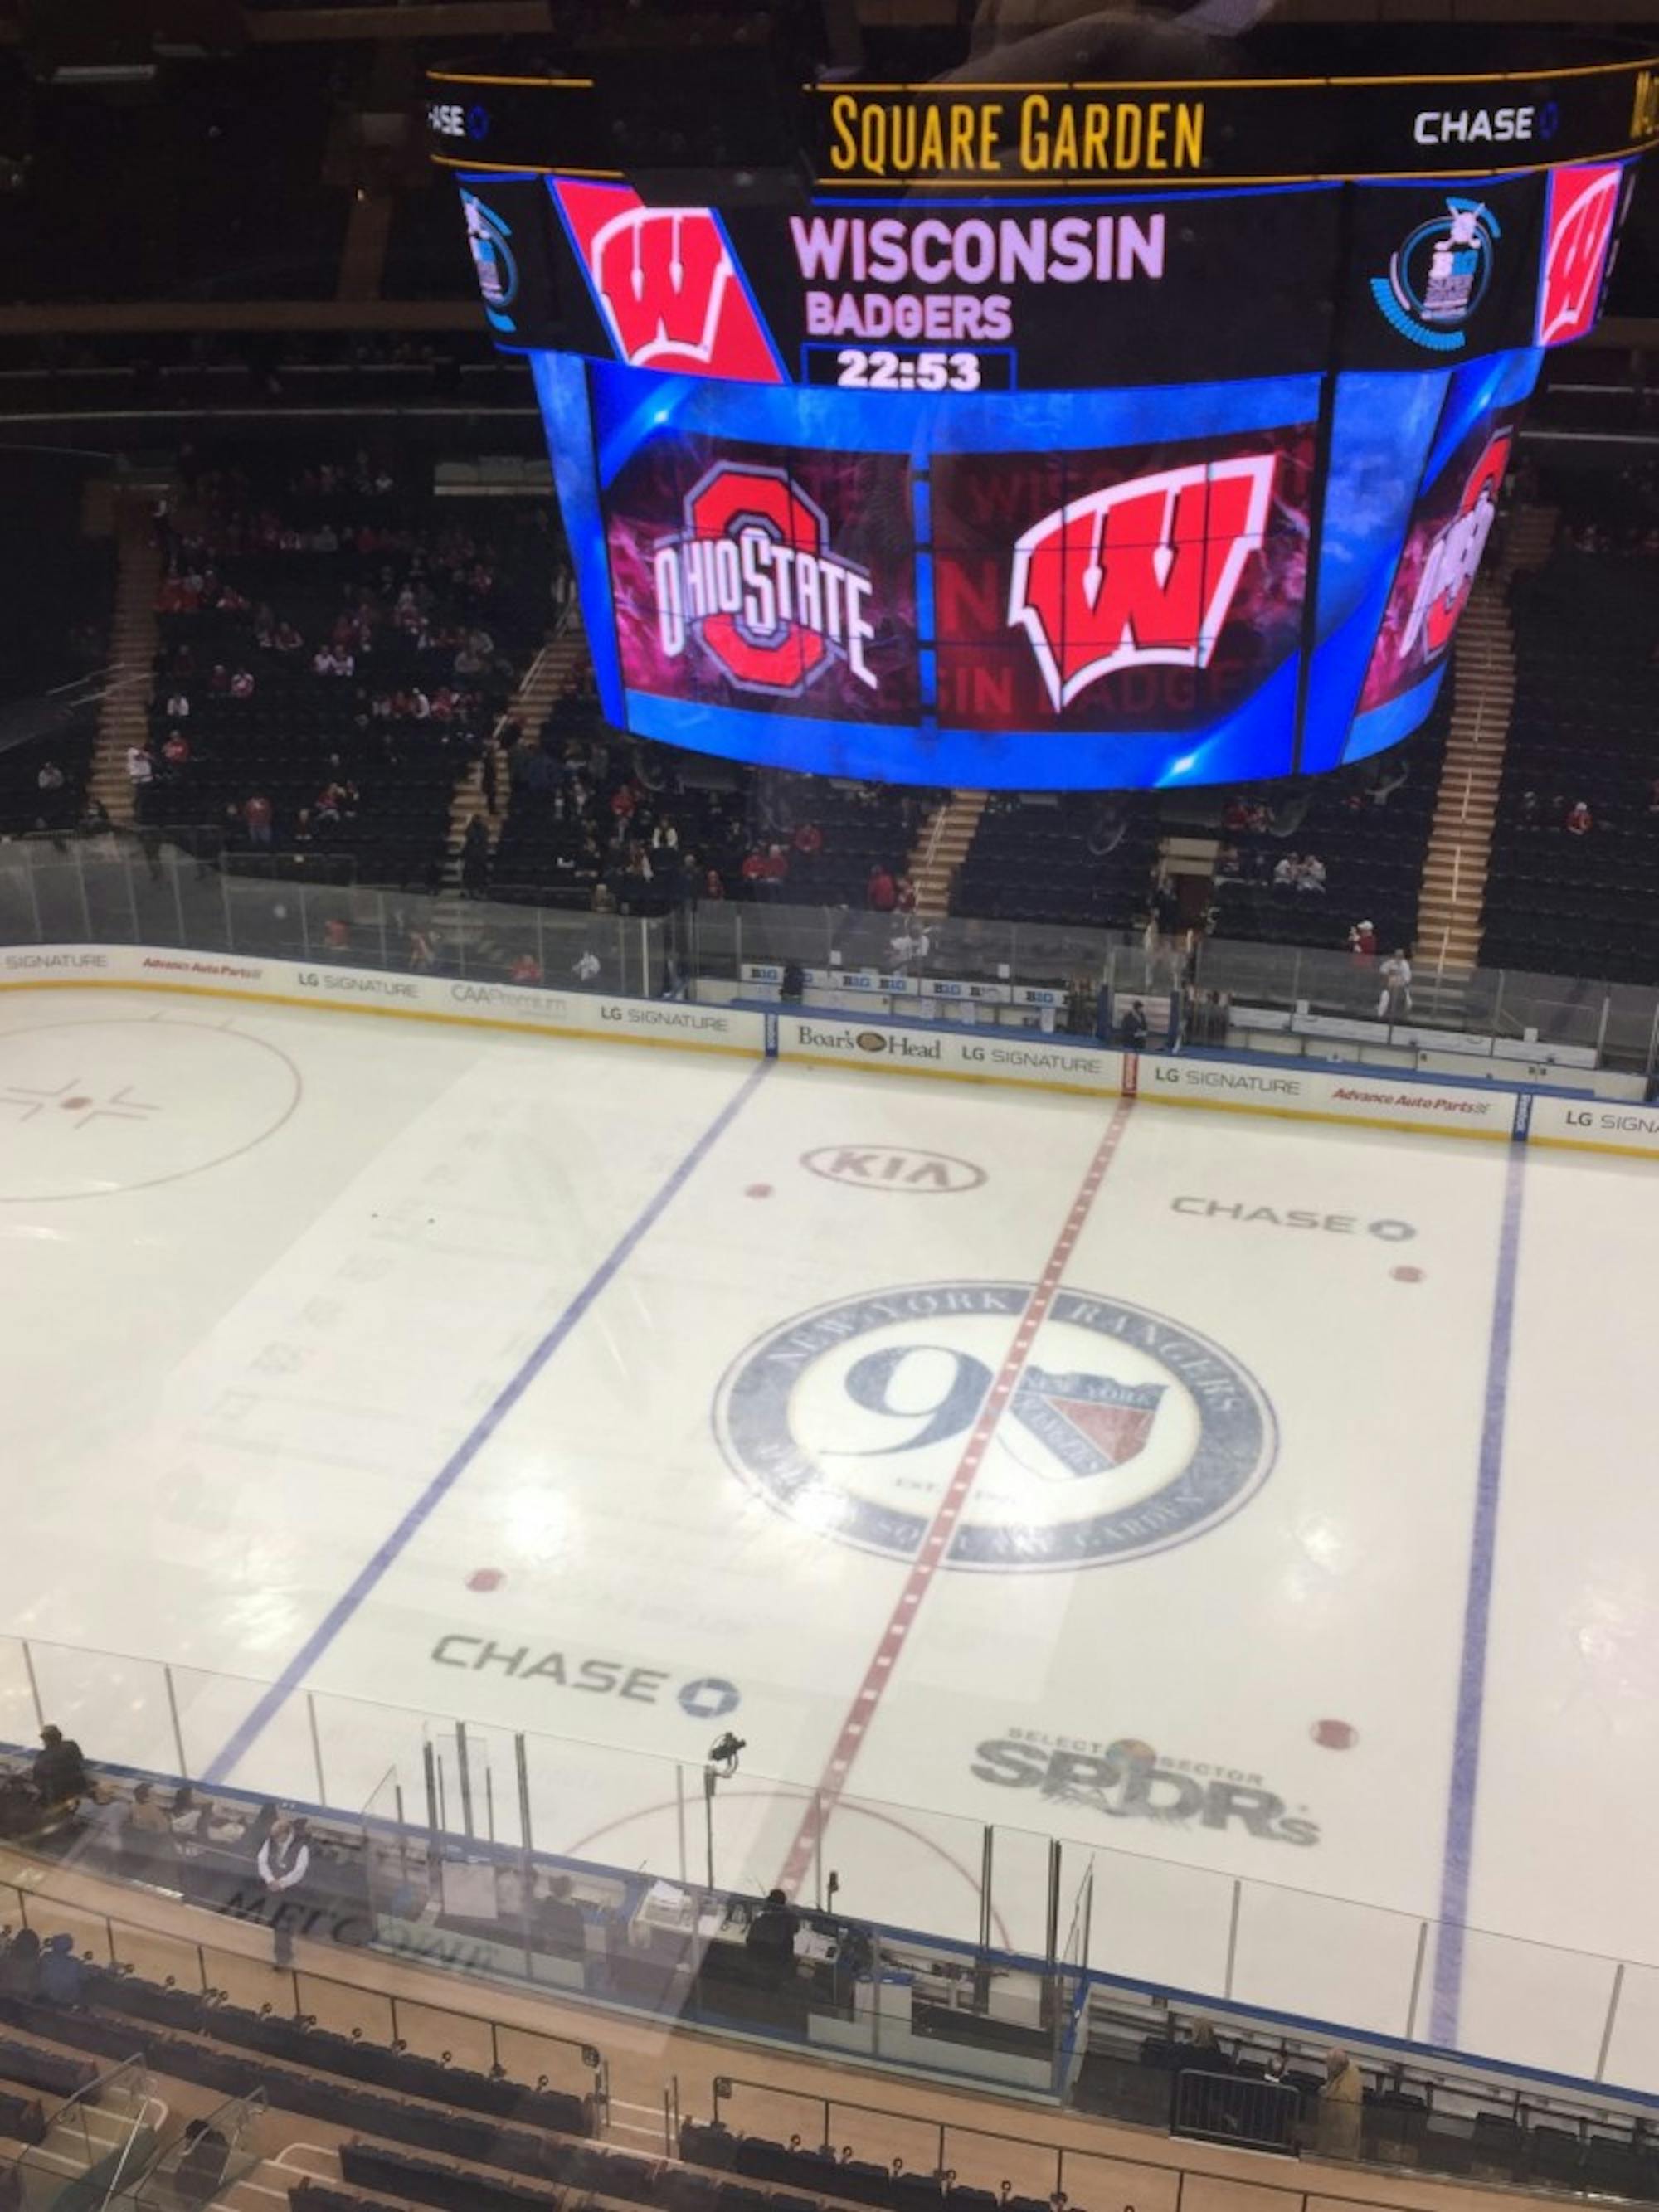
[2,940,1656,1159]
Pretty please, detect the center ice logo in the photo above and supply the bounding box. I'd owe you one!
[713,1281,1275,1570]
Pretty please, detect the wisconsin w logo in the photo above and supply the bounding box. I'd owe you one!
[554,182,782,382]
[1536,164,1622,348]
[1009,455,1277,713]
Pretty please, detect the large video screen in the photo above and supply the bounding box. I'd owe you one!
[454,130,1639,787]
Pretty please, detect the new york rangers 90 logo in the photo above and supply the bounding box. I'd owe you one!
[1009,456,1277,713]
[654,464,878,695]
[1403,430,1511,659]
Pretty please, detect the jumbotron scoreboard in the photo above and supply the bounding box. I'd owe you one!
[431,29,1657,790]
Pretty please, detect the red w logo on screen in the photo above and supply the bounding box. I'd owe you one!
[554,182,782,382]
[654,464,877,694]
[1536,164,1622,347]
[1403,429,1512,659]
[1008,457,1277,713]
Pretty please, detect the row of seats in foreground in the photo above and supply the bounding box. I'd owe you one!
[0,1961,888,2212]
[680,2120,1068,2212]
[0,1958,596,2189]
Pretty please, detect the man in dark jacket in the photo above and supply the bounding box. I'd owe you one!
[745,1889,799,1979]
[32,1726,87,1809]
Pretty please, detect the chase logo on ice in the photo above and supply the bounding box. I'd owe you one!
[713,1281,1276,1571]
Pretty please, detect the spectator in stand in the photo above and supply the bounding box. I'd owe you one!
[867,862,897,912]
[538,1874,586,1958]
[77,1784,128,1865]
[125,1782,173,1874]
[792,819,823,859]
[1520,790,1541,827]
[509,950,543,987]
[745,1888,799,1982]
[162,729,191,771]
[169,1787,207,1840]
[174,2119,232,2207]
[79,797,112,839]
[208,663,230,695]
[274,619,303,654]
[1319,2049,1365,2159]
[0,1930,41,1997]
[460,815,491,898]
[35,760,65,811]
[1377,948,1413,1023]
[894,875,918,914]
[323,918,352,954]
[243,793,274,848]
[703,866,726,902]
[1566,799,1593,836]
[32,1724,87,1810]
[229,668,255,700]
[257,1815,312,1968]
[1348,919,1377,960]
[1272,853,1298,890]
[1296,854,1326,894]
[126,741,155,798]
[480,735,502,817]
[38,1928,86,2017]
[164,686,191,720]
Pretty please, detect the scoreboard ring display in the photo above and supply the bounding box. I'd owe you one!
[434,33,1658,791]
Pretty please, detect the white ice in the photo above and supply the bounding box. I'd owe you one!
[1,989,1656,2088]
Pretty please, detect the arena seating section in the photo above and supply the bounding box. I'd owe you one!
[491,702,928,916]
[1482,479,1659,984]
[148,454,557,889]
[949,794,1156,930]
[3,1886,1659,2209]
[1205,692,1449,958]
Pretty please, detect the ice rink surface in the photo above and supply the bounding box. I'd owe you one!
[3,988,1658,2083]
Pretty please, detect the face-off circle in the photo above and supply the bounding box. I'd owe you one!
[714,1280,1277,1572]
[0,1017,301,1201]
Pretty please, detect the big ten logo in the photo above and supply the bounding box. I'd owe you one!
[653,464,877,697]
[1537,164,1623,347]
[1404,429,1511,660]
[1008,456,1277,712]
[553,182,782,382]
[801,1145,987,1194]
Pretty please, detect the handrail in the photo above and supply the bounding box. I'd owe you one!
[0,1868,606,2112]
[704,2073,1451,2212]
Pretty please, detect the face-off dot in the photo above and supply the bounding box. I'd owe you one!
[467,1568,504,1592]
[1311,1718,1358,1749]
[1391,1266,1425,1282]
[746,1184,773,1198]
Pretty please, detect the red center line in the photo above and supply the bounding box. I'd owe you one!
[777,1096,1136,1898]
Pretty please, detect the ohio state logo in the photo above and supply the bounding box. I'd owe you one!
[1536,163,1623,348]
[653,463,877,695]
[554,181,782,382]
[1008,456,1277,713]
[1402,430,1511,659]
